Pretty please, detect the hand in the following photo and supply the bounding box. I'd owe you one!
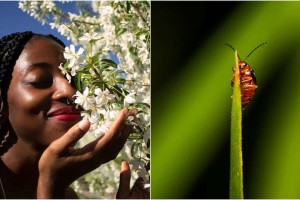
[37,109,136,198]
[117,161,150,199]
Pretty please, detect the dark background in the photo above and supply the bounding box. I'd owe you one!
[152,2,240,93]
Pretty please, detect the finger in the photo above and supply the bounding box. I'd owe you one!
[116,160,131,199]
[106,108,129,139]
[96,109,131,149]
[50,120,90,155]
[122,108,138,138]
[77,109,137,165]
[94,109,137,162]
[75,109,137,165]
[112,109,138,149]
[114,109,138,142]
[107,108,137,140]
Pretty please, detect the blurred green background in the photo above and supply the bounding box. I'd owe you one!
[152,1,300,198]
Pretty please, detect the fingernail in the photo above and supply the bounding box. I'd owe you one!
[78,120,90,131]
[131,108,138,115]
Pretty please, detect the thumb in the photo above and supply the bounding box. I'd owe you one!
[116,160,131,199]
[50,120,90,155]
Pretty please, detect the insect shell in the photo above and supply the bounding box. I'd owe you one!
[226,42,266,109]
[231,61,257,109]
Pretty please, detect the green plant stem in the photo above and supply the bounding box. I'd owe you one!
[230,51,244,199]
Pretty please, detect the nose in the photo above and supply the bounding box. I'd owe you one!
[52,75,76,103]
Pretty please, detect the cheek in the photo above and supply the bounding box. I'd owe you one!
[7,84,51,142]
[8,85,50,119]
[6,83,77,147]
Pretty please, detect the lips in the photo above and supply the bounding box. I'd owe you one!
[47,106,82,122]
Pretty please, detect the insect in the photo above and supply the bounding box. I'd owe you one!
[225,42,267,109]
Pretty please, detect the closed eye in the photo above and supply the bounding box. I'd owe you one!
[29,80,53,89]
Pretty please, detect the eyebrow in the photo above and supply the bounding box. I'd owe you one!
[29,62,52,69]
[23,62,53,75]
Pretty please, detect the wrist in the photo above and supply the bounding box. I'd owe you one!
[37,175,66,199]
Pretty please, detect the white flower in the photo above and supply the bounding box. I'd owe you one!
[64,44,85,76]
[137,112,150,127]
[41,1,55,12]
[144,183,150,189]
[68,12,79,21]
[97,122,110,136]
[127,115,137,126]
[89,110,100,124]
[58,63,71,83]
[106,109,120,121]
[74,88,95,110]
[124,92,136,107]
[90,122,107,137]
[64,44,84,60]
[79,32,101,44]
[94,88,115,107]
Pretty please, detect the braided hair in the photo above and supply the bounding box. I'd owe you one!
[0,31,66,92]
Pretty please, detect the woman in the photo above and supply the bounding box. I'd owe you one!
[0,31,148,198]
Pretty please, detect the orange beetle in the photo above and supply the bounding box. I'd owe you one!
[226,42,266,109]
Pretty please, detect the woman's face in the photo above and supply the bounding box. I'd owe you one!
[6,37,82,149]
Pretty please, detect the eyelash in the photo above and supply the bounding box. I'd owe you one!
[29,80,53,89]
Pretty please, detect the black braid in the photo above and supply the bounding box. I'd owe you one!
[0,31,34,87]
[0,31,66,91]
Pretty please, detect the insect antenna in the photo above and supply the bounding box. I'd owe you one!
[224,43,241,61]
[244,42,267,61]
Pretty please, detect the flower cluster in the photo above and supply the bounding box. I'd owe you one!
[19,0,150,198]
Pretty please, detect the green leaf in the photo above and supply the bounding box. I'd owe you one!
[116,78,126,84]
[74,72,82,92]
[100,59,117,69]
[64,23,79,35]
[91,54,100,65]
[116,28,127,37]
[126,1,131,13]
[230,51,244,199]
[63,60,70,69]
